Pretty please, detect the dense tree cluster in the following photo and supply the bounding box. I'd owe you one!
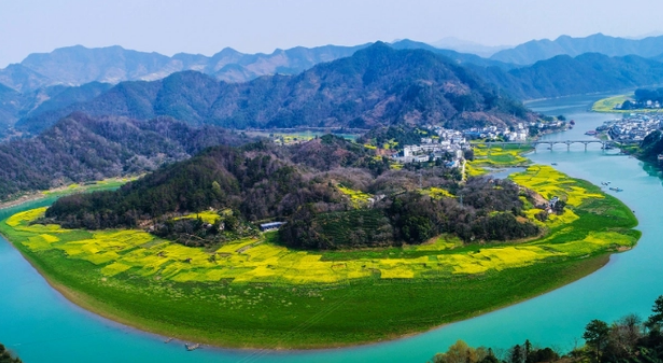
[0,344,21,363]
[0,112,253,200]
[432,339,558,363]
[431,295,663,363]
[639,129,663,163]
[635,88,663,104]
[280,178,538,249]
[357,125,431,149]
[46,135,539,250]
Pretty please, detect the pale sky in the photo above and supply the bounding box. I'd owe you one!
[2,0,663,67]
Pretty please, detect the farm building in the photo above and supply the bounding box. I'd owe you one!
[260,222,286,231]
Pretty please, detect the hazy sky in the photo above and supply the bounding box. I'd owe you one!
[2,0,663,67]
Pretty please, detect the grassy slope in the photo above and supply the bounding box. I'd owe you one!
[3,234,610,349]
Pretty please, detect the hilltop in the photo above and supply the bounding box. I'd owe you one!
[45,136,539,249]
[16,43,533,134]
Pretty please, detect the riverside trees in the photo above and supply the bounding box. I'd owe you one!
[0,344,21,363]
[430,295,663,363]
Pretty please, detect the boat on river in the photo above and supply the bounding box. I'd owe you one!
[185,343,200,351]
[609,187,623,192]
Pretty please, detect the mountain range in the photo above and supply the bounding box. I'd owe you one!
[14,43,532,135]
[474,53,663,99]
[431,37,511,57]
[16,44,663,135]
[0,40,513,94]
[491,33,663,65]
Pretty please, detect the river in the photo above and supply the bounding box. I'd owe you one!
[2,94,662,362]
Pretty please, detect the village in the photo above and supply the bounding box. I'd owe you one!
[594,113,663,142]
[392,120,562,166]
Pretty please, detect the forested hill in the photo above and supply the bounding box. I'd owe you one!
[0,81,112,138]
[0,112,252,200]
[16,43,533,135]
[473,53,663,100]
[46,135,540,250]
[17,44,663,134]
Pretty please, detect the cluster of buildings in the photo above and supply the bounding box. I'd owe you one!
[597,114,663,142]
[460,123,528,141]
[392,126,471,165]
[394,138,468,165]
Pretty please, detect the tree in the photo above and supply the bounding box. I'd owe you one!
[646,295,663,330]
[524,340,532,363]
[583,319,610,362]
[0,344,21,363]
[508,344,523,363]
[433,340,479,363]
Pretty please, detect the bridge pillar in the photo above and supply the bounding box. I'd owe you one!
[567,142,570,152]
[584,142,588,152]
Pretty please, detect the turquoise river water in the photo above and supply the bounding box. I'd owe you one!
[2,94,662,362]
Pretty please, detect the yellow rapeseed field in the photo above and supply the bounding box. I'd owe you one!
[337,185,373,208]
[5,174,634,285]
[510,165,604,206]
[174,210,221,224]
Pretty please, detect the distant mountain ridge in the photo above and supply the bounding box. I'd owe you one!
[431,37,511,57]
[11,43,663,137]
[15,43,532,135]
[475,53,663,99]
[0,40,512,93]
[491,33,663,65]
[0,82,113,137]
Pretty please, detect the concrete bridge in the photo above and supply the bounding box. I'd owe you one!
[483,139,638,152]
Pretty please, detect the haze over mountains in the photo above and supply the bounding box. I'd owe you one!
[15,43,532,135]
[0,40,515,93]
[491,33,663,65]
[0,44,371,92]
[4,32,663,139]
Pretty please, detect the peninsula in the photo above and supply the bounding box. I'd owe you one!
[0,138,640,349]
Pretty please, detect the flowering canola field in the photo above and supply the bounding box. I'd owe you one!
[4,165,636,286]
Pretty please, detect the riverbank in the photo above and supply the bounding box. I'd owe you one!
[0,177,134,211]
[0,162,640,349]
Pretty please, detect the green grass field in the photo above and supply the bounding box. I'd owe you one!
[0,163,640,348]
